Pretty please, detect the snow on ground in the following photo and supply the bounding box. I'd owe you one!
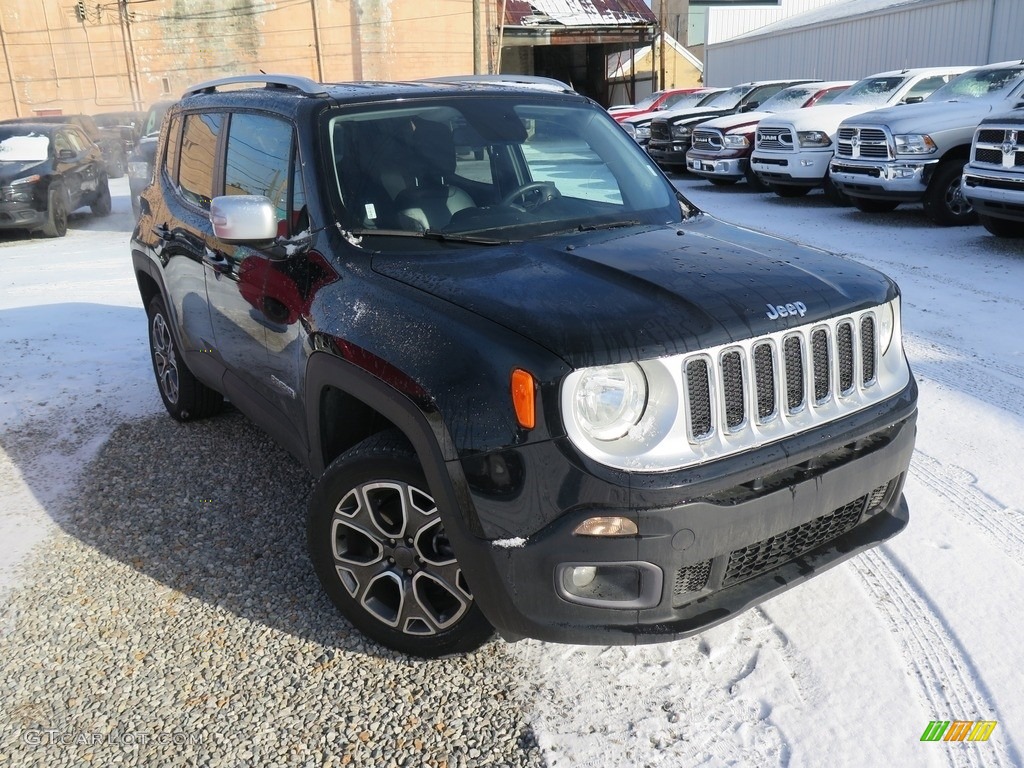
[1,176,1023,766]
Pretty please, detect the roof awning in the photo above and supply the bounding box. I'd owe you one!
[500,0,657,46]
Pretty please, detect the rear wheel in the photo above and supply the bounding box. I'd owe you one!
[851,197,901,213]
[980,214,1024,238]
[146,295,223,421]
[308,431,493,657]
[771,184,811,198]
[923,160,977,226]
[41,186,68,237]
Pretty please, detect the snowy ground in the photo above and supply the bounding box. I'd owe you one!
[1,176,1022,766]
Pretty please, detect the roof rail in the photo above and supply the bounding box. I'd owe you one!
[183,74,328,98]
[421,74,574,93]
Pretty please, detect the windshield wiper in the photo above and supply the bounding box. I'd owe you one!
[351,228,513,245]
[576,219,643,232]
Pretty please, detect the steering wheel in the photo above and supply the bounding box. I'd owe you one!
[501,181,561,211]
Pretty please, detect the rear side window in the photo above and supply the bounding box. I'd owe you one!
[179,112,223,210]
[163,115,181,178]
[224,113,294,223]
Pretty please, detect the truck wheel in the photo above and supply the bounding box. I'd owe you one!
[851,197,900,213]
[309,431,493,657]
[91,174,112,217]
[771,184,811,198]
[41,186,69,237]
[708,178,738,186]
[822,175,852,206]
[980,214,1024,238]
[745,164,770,192]
[923,160,977,226]
[146,295,223,421]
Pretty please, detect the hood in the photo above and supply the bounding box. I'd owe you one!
[761,103,896,132]
[0,159,47,183]
[840,99,1004,134]
[696,112,769,133]
[370,218,895,369]
[654,106,732,127]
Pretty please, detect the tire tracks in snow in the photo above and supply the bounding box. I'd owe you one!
[851,549,1018,768]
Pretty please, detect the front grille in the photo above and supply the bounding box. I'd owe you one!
[978,128,1005,143]
[692,130,722,150]
[686,359,713,439]
[975,147,1002,165]
[756,127,793,150]
[649,122,671,142]
[722,493,875,587]
[970,125,1024,169]
[861,316,876,384]
[673,559,712,601]
[836,126,892,160]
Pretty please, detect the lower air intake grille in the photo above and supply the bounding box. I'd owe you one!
[722,495,868,587]
[673,559,713,603]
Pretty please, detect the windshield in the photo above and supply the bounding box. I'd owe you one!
[812,86,850,106]
[327,97,681,243]
[703,84,751,110]
[926,67,1024,102]
[631,91,665,110]
[759,86,820,113]
[834,76,906,106]
[660,90,712,110]
[0,130,49,162]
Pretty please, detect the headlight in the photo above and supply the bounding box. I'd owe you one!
[671,124,691,139]
[879,298,896,355]
[723,135,750,148]
[573,363,647,441]
[636,124,651,139]
[797,130,831,148]
[623,123,636,137]
[894,134,937,155]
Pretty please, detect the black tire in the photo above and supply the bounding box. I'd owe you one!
[922,160,977,227]
[980,214,1024,238]
[822,174,852,206]
[771,184,811,198]
[744,163,771,192]
[851,196,901,213]
[41,186,69,237]
[308,431,493,657]
[146,295,223,421]
[108,151,126,179]
[91,175,112,217]
[708,178,739,186]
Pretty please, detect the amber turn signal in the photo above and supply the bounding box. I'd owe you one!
[511,368,536,430]
[573,516,639,537]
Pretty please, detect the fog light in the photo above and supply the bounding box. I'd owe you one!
[571,566,597,587]
[716,162,728,173]
[800,159,815,167]
[573,516,638,537]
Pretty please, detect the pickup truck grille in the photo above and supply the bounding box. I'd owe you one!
[836,127,892,160]
[756,127,793,150]
[691,129,722,150]
[649,121,671,142]
[970,125,1024,169]
[684,313,878,442]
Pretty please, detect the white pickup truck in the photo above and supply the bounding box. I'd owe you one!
[962,109,1024,238]
[829,61,1024,226]
[750,67,967,203]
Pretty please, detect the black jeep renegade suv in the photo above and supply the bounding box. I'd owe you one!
[130,74,917,657]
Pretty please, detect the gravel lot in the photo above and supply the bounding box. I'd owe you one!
[0,411,543,767]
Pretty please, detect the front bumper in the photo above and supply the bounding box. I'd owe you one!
[449,382,917,644]
[686,151,747,181]
[962,168,1024,223]
[0,200,46,230]
[830,158,939,201]
[750,150,832,187]
[648,139,692,166]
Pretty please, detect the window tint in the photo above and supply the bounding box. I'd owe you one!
[225,113,294,223]
[926,67,1024,101]
[179,112,222,210]
[164,115,181,179]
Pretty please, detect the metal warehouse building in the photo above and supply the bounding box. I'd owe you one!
[704,0,1024,86]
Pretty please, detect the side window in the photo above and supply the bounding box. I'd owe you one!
[904,75,949,102]
[163,115,182,179]
[52,131,70,156]
[225,113,294,226]
[522,117,623,205]
[179,112,223,210]
[68,128,88,152]
[291,146,308,235]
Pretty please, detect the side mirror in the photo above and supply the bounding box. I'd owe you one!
[209,195,278,243]
[739,101,759,113]
[57,148,75,161]
[903,96,924,104]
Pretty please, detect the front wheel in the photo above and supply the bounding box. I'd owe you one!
[41,186,68,237]
[308,431,493,657]
[771,184,811,198]
[91,174,112,216]
[923,160,977,226]
[822,175,852,206]
[851,196,900,213]
[745,164,771,192]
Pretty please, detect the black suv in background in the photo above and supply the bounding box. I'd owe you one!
[128,100,174,217]
[1,113,127,178]
[0,122,111,237]
[131,74,917,657]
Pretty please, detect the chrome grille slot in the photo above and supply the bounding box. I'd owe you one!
[977,128,1005,143]
[721,350,745,430]
[753,343,776,421]
[861,316,876,384]
[783,336,805,413]
[812,328,830,403]
[686,359,713,439]
[837,321,854,395]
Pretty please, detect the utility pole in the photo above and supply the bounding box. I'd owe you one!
[118,0,142,109]
[658,0,667,90]
[0,16,19,117]
[472,0,481,74]
[310,0,324,81]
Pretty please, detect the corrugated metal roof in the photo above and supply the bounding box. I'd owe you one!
[504,0,656,27]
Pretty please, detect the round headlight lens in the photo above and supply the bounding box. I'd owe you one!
[573,364,647,441]
[879,299,896,355]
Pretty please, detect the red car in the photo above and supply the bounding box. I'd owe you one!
[607,88,705,123]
